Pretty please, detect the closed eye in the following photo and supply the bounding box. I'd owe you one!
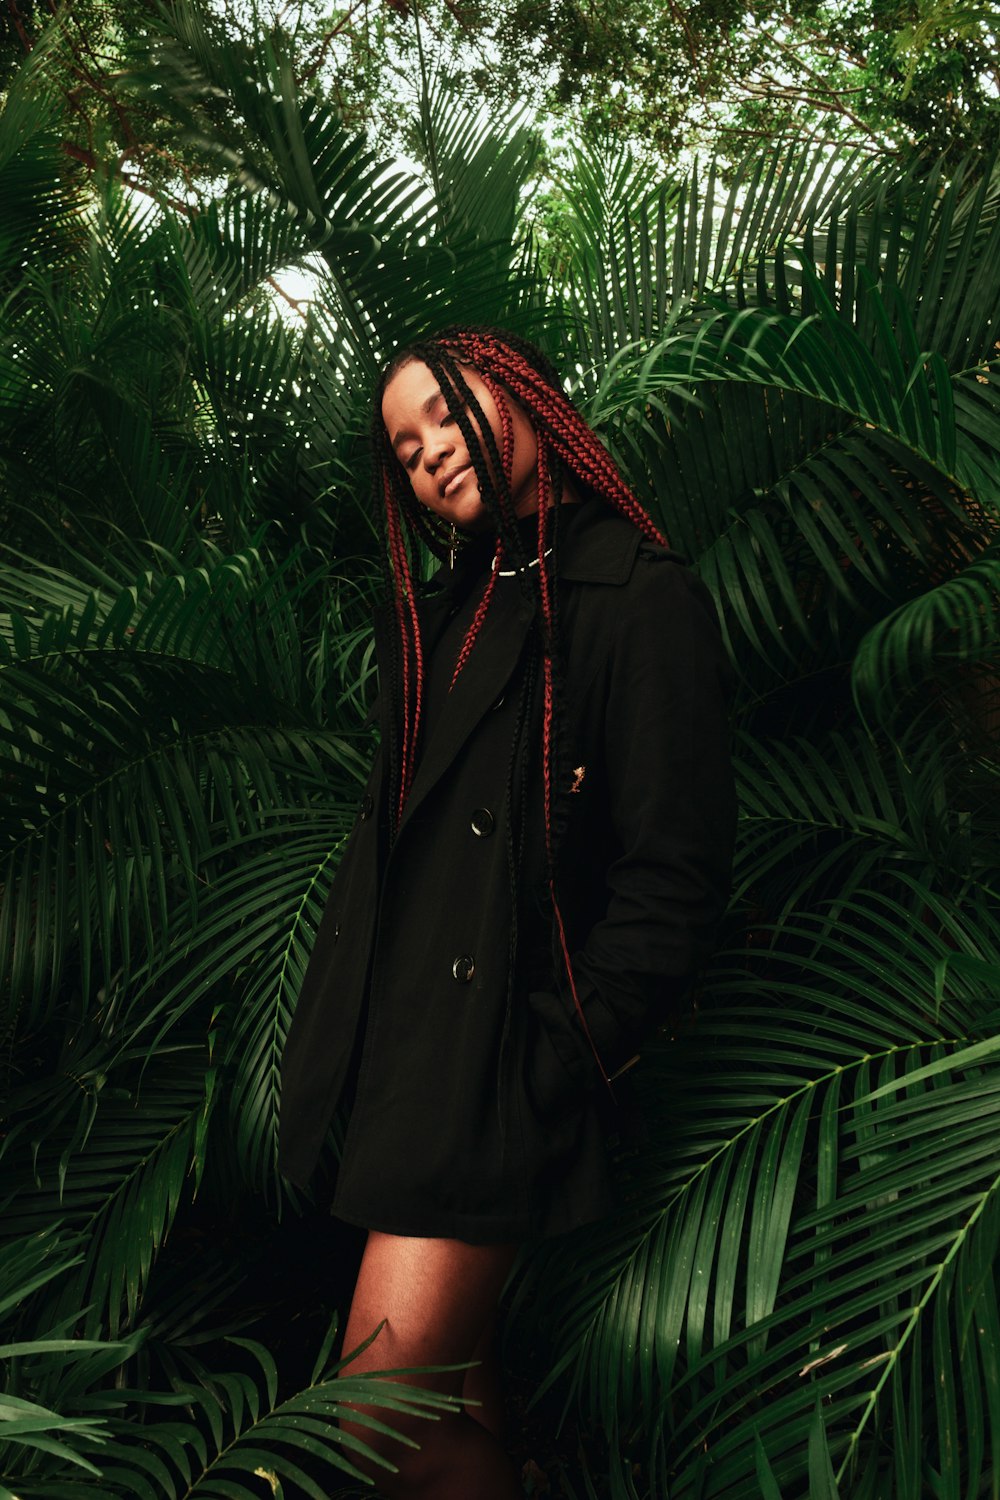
[402,412,455,468]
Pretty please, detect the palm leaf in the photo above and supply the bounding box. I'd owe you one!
[117,822,355,1199]
[2,1061,208,1338]
[518,883,1000,1495]
[733,726,998,921]
[0,29,89,291]
[0,1229,137,1481]
[127,3,542,365]
[0,547,365,1020]
[852,544,1000,724]
[5,1326,464,1499]
[556,146,1000,688]
[411,53,540,250]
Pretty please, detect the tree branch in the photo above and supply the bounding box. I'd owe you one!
[60,140,196,216]
[297,0,368,87]
[7,0,34,53]
[267,273,309,314]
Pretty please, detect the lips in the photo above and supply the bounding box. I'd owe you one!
[440,463,471,499]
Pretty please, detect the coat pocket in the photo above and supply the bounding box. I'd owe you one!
[526,988,597,1099]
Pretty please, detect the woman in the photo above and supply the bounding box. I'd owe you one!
[279,327,736,1497]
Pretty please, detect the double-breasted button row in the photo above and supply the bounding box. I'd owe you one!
[359,793,374,821]
[452,954,476,983]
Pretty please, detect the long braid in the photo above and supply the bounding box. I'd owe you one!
[532,441,610,1084]
[450,538,501,688]
[535,442,556,857]
[447,362,515,686]
[478,370,515,488]
[496,644,539,1144]
[380,482,410,825]
[382,481,425,826]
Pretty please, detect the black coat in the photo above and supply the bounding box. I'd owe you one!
[279,500,736,1241]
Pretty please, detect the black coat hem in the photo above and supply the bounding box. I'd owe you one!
[329,1192,613,1245]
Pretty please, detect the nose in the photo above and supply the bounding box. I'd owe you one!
[423,428,454,473]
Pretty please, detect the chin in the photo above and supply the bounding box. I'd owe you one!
[449,498,493,535]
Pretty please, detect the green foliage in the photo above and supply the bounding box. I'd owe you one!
[5,0,998,203]
[2,3,1000,1495]
[0,1230,462,1498]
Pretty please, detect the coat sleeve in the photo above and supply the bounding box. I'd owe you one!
[542,554,737,1088]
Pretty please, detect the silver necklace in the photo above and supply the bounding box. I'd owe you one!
[492,547,553,577]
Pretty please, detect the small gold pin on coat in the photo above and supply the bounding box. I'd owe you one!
[569,765,586,794]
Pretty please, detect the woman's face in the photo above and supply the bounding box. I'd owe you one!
[381,358,539,534]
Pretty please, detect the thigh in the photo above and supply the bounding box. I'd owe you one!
[339,1232,517,1398]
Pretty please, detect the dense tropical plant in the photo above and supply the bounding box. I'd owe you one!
[2,3,1000,1494]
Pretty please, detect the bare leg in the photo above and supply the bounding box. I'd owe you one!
[337,1231,521,1500]
[463,1314,506,1439]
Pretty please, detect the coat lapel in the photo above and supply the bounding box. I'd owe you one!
[384,577,534,840]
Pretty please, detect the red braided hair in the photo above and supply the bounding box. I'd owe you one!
[382,471,425,825]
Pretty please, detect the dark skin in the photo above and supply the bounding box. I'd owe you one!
[338,1234,520,1498]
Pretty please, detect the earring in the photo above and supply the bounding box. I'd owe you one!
[448,522,457,570]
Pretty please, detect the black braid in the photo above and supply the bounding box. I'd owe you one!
[370,425,403,812]
[511,645,540,892]
[495,645,541,1143]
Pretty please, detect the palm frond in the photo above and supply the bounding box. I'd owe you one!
[2,1062,206,1338]
[0,1229,136,1481]
[412,53,540,250]
[594,284,964,483]
[114,823,353,1199]
[128,3,543,366]
[183,194,310,312]
[0,548,365,1020]
[518,882,1000,1495]
[219,832,346,1197]
[5,1324,464,1499]
[852,545,1000,724]
[0,29,90,291]
[731,726,994,920]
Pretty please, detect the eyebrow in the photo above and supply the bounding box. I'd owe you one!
[390,390,443,451]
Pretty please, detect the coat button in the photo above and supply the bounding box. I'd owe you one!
[491,694,505,711]
[360,793,374,821]
[470,807,495,838]
[452,954,475,983]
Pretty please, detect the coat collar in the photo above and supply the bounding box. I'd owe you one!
[556,497,645,583]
